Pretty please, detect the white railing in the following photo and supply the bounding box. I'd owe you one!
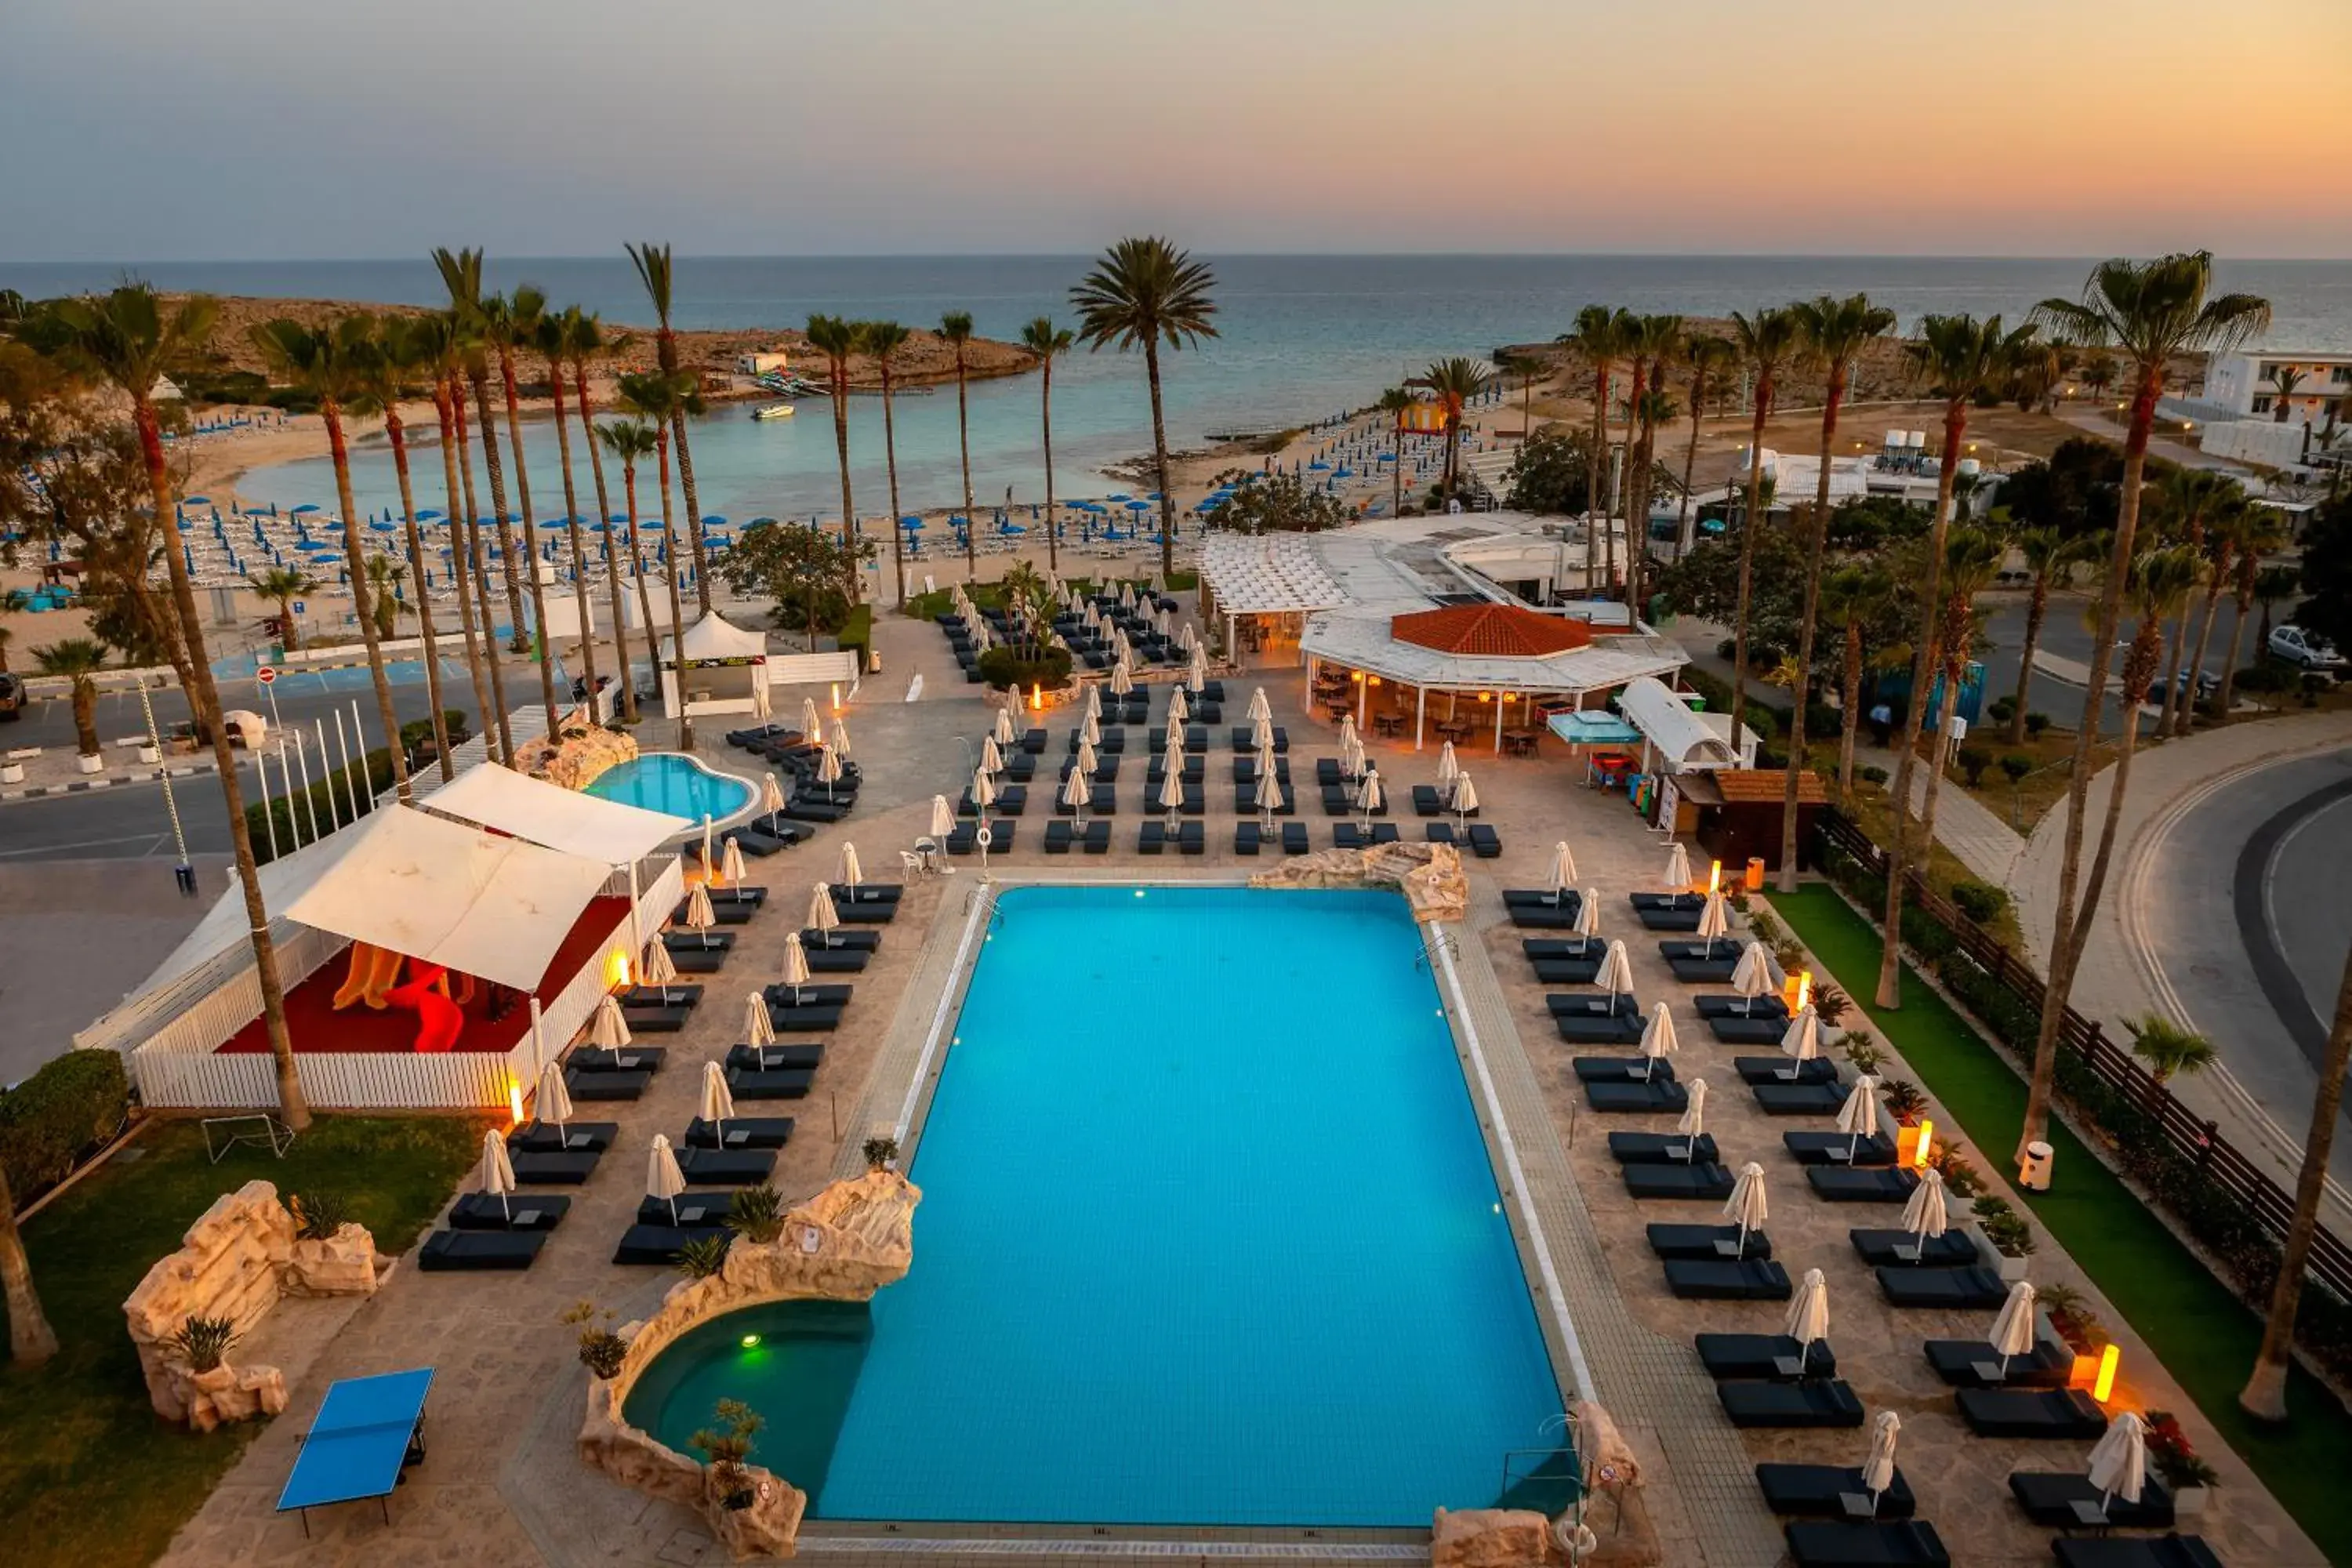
[78,922,346,1058]
[281,636,426,667]
[765,651,859,688]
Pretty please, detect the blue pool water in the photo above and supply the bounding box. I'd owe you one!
[583,753,753,822]
[625,885,1564,1526]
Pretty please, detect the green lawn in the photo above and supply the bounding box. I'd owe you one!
[0,1115,483,1568]
[1770,885,2352,1563]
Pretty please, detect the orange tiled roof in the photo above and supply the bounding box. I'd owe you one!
[1389,604,1592,659]
[1711,768,1829,805]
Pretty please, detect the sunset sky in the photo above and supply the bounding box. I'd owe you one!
[5,0,2349,260]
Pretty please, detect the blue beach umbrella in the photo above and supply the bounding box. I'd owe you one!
[185,495,212,506]
[290,503,321,515]
[701,515,728,528]
[418,508,445,521]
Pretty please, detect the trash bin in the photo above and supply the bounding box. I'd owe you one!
[1745,856,1766,891]
[2018,1139,2054,1192]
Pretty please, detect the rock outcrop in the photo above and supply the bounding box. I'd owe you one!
[519,724,638,792]
[1247,841,1469,924]
[1432,1508,1555,1568]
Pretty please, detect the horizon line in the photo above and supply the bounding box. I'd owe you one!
[5,249,2350,269]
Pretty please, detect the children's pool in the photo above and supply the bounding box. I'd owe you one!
[622,885,1567,1526]
[583,753,753,823]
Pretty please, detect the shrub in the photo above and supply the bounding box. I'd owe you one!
[1744,906,1785,949]
[1999,754,2032,786]
[169,1315,241,1373]
[974,644,1073,693]
[727,1185,786,1244]
[290,1191,349,1241]
[1899,904,1956,962]
[1955,745,1992,786]
[2024,711,2051,737]
[691,1399,764,1499]
[0,1047,130,1198]
[243,745,401,866]
[1882,1079,1928,1120]
[677,1235,731,1279]
[1859,764,1889,786]
[2143,1411,2220,1491]
[562,1302,628,1380]
[834,603,874,667]
[862,1134,900,1171]
[1950,880,2009,926]
[1987,695,2018,724]
[1843,1036,1885,1074]
[1972,1196,2037,1256]
[1811,982,1850,1028]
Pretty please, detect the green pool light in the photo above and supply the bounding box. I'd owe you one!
[740,1334,761,1348]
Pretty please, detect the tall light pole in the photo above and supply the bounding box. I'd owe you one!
[139,677,194,896]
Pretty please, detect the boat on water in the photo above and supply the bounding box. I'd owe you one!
[751,403,796,421]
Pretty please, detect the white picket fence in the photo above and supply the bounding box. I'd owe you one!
[127,856,684,1112]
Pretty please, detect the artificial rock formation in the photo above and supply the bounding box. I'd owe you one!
[578,1170,920,1561]
[1247,841,1468,924]
[1432,1508,1556,1568]
[521,723,638,792]
[122,1180,381,1425]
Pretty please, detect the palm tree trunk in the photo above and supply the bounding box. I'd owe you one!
[2019,369,2163,1163]
[0,1163,57,1365]
[323,401,409,800]
[2180,551,2234,737]
[1838,622,1864,797]
[451,388,516,767]
[1586,366,1611,595]
[956,349,976,582]
[622,464,660,706]
[1730,384,1769,753]
[1041,361,1058,576]
[544,358,598,725]
[1777,368,1846,892]
[2241,940,2352,1420]
[2217,568,2257,716]
[1875,398,1965,1007]
[279,597,303,654]
[1675,388,1704,563]
[434,385,499,767]
[468,370,532,659]
[828,358,858,595]
[1390,414,1404,521]
[133,398,310,1130]
[652,323,713,616]
[497,353,561,720]
[1145,338,1176,581]
[655,433,692,751]
[70,681,97,757]
[574,362,636,724]
[882,368,906,606]
[383,408,452,779]
[2009,578,2048,746]
[1916,650,1967,862]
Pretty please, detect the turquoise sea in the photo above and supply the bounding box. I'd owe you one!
[6,255,2347,521]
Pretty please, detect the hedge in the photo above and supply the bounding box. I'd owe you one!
[835,604,873,670]
[246,745,398,866]
[2,1049,129,1203]
[975,644,1073,692]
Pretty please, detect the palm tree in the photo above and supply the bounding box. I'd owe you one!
[1018,317,1075,575]
[2123,1013,2218,1083]
[2216,505,2291,714]
[804,314,862,566]
[627,244,712,613]
[1626,385,1679,607]
[1726,307,1803,744]
[1675,335,1735,561]
[414,310,509,765]
[247,565,320,652]
[0,1160,57,1363]
[1069,237,1220,579]
[1875,312,2034,1002]
[2242,944,2352,1420]
[363,318,453,777]
[2147,467,2239,738]
[535,307,599,722]
[2020,254,2271,1163]
[27,285,310,1128]
[365,556,407,640]
[32,637,109,758]
[1420,358,1494,509]
[1780,293,1896,892]
[1618,318,1682,594]
[2251,561,2301,651]
[940,310,978,579]
[433,250,534,670]
[1820,564,1893,797]
[564,310,635,722]
[1912,527,2008,858]
[615,371,699,749]
[481,286,563,721]
[1558,306,1635,593]
[598,419,666,717]
[250,314,411,802]
[2267,365,2307,423]
[861,321,914,606]
[2005,525,2101,744]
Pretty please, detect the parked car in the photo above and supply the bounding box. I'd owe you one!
[2268,625,2346,673]
[0,671,22,721]
[2168,666,2220,701]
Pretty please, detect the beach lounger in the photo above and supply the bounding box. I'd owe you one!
[2049,1537,2219,1568]
[686,1116,797,1149]
[1737,1056,1841,1086]
[1756,1464,1918,1519]
[779,799,852,824]
[1924,1338,2072,1388]
[419,1229,547,1272]
[1637,904,1704,931]
[1621,1162,1733,1200]
[1510,905,1588,930]
[727,1043,825,1072]
[1236,822,1262,855]
[636,1194,733,1228]
[619,1004,694,1034]
[1584,1078,1689,1113]
[1665,953,1741,983]
[663,930,739,955]
[1573,1054,1675,1082]
[726,1067,816,1099]
[612,1224,734,1266]
[506,1120,617,1154]
[800,927,880,951]
[1632,892,1706,912]
[1466,824,1501,858]
[1178,821,1206,855]
[1233,726,1286,752]
[506,1150,601,1185]
[945,821,1014,855]
[1955,1388,2107,1439]
[1695,1333,1831,1381]
[1280,822,1309,855]
[1648,1223,1773,1262]
[1506,889,1584,910]
[1551,993,1641,1018]
[765,1004,844,1033]
[1425,822,1457,844]
[829,883,901,906]
[1410,784,1445,817]
[1850,1229,1979,1268]
[1786,1132,1898,1167]
[1718,1378,1866,1428]
[622,984,703,1011]
[1782,1521,1949,1566]
[724,827,794,857]
[1699,993,1791,1019]
[830,900,896,924]
[1664,1258,1792,1300]
[447,1192,572,1232]
[1607,1132,1717,1164]
[1532,956,1606,985]
[1082,820,1111,853]
[1710,1014,1794,1045]
[1755,1082,1848,1115]
[675,898,753,927]
[563,1068,648,1102]
[2008,1473,2176,1530]
[800,945,869,973]
[1057,784,1119,817]
[1523,936,1602,958]
[1044,820,1076,853]
[1877,1265,2010,1309]
[1314,758,1355,787]
[1319,786,1352,817]
[1808,1167,1922,1203]
[1017,728,1047,753]
[675,1148,775,1185]
[1232,784,1294,814]
[1558,1013,1646,1045]
[1139,821,1168,854]
[666,946,728,975]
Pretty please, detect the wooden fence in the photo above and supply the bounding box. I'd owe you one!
[1815,808,2352,1305]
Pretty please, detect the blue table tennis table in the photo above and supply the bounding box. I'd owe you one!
[275,1367,434,1534]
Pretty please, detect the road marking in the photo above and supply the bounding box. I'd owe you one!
[0,832,172,858]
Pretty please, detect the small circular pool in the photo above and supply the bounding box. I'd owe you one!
[584,753,755,824]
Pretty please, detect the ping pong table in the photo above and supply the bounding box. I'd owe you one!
[275,1367,434,1534]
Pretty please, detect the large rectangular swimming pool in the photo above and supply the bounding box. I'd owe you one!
[805,884,1565,1526]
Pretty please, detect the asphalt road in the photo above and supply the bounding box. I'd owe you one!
[1970,590,2256,741]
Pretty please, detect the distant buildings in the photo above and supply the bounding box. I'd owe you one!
[2203,350,2352,426]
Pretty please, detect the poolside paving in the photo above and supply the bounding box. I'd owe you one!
[150,604,2319,1567]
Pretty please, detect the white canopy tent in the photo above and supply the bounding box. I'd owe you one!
[659,613,771,719]
[423,763,689,862]
[1615,676,1751,772]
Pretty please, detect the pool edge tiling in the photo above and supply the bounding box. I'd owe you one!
[683,884,1565,1530]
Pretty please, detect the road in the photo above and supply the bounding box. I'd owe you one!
[1970,590,2258,742]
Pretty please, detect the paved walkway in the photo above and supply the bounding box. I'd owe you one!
[1853,744,2026,887]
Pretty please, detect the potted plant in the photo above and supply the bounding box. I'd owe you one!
[727,1185,786,1244]
[862,1134,900,1172]
[691,1399,765,1510]
[1810,982,1851,1043]
[291,1191,348,1241]
[1881,1080,1929,1125]
[1968,1196,2037,1281]
[561,1302,629,1381]
[677,1235,731,1279]
[2143,1410,2220,1515]
[2037,1283,2110,1359]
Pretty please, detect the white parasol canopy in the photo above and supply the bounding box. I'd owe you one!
[1159,763,1185,823]
[1639,1001,1679,1081]
[700,1060,736,1132]
[1061,764,1092,820]
[807,881,841,941]
[684,881,717,942]
[1989,1280,2038,1375]
[1860,1410,1902,1508]
[1545,840,1577,900]
[1338,713,1359,752]
[2085,1411,2147,1508]
[745,988,776,1047]
[928,794,956,840]
[970,766,997,811]
[1436,739,1460,788]
[760,772,787,817]
[1247,687,1271,723]
[1900,1166,1950,1239]
[1662,841,1691,891]
[1836,1074,1882,1156]
[1355,768,1384,822]
[1596,938,1635,1000]
[641,936,681,990]
[534,1059,572,1131]
[828,715,852,759]
[1695,889,1730,955]
[1080,712,1101,747]
[777,932,811,1004]
[1785,1265,1830,1350]
[839,842,865,890]
[478,1128,517,1220]
[1781,1004,1821,1061]
[991,706,1015,746]
[1163,712,1186,755]
[1674,1076,1708,1156]
[721,837,747,886]
[646,1133,688,1224]
[1254,768,1281,824]
[1167,685,1189,724]
[1187,643,1206,686]
[1076,737,1099,777]
[591,993,632,1050]
[1732,942,1780,1014]
[1724,1160,1768,1254]
[1082,682,1102,720]
[1109,661,1133,697]
[1451,772,1479,822]
[1572,886,1602,949]
[979,734,1004,775]
[803,697,823,739]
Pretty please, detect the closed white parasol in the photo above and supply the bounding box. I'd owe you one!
[1595,938,1635,1001]
[1571,886,1602,952]
[1638,1001,1679,1081]
[1451,772,1479,826]
[646,1133,688,1225]
[1723,1160,1768,1256]
[591,993,632,1051]
[700,1060,735,1141]
[1695,888,1730,956]
[1900,1166,1949,1242]
[807,882,841,945]
[1781,1004,1821,1063]
[1860,1410,1901,1512]
[535,1059,572,1134]
[1436,739,1460,789]
[802,697,822,740]
[839,842,865,891]
[1836,1073,1882,1159]
[992,706,1015,747]
[979,734,1004,775]
[1674,1077,1708,1161]
[928,794,956,840]
[479,1128,517,1221]
[1733,942,1780,1016]
[1159,762,1185,825]
[1988,1280,2038,1377]
[760,772,787,817]
[1247,687,1271,724]
[1061,763,1092,822]
[1662,840,1691,891]
[828,715,851,759]
[2085,1410,2147,1510]
[1167,685,1189,724]
[1784,1265,1830,1352]
[1254,768,1281,826]
[721,837,747,887]
[777,931,812,1008]
[745,988,777,1048]
[641,936,681,996]
[1545,840,1577,902]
